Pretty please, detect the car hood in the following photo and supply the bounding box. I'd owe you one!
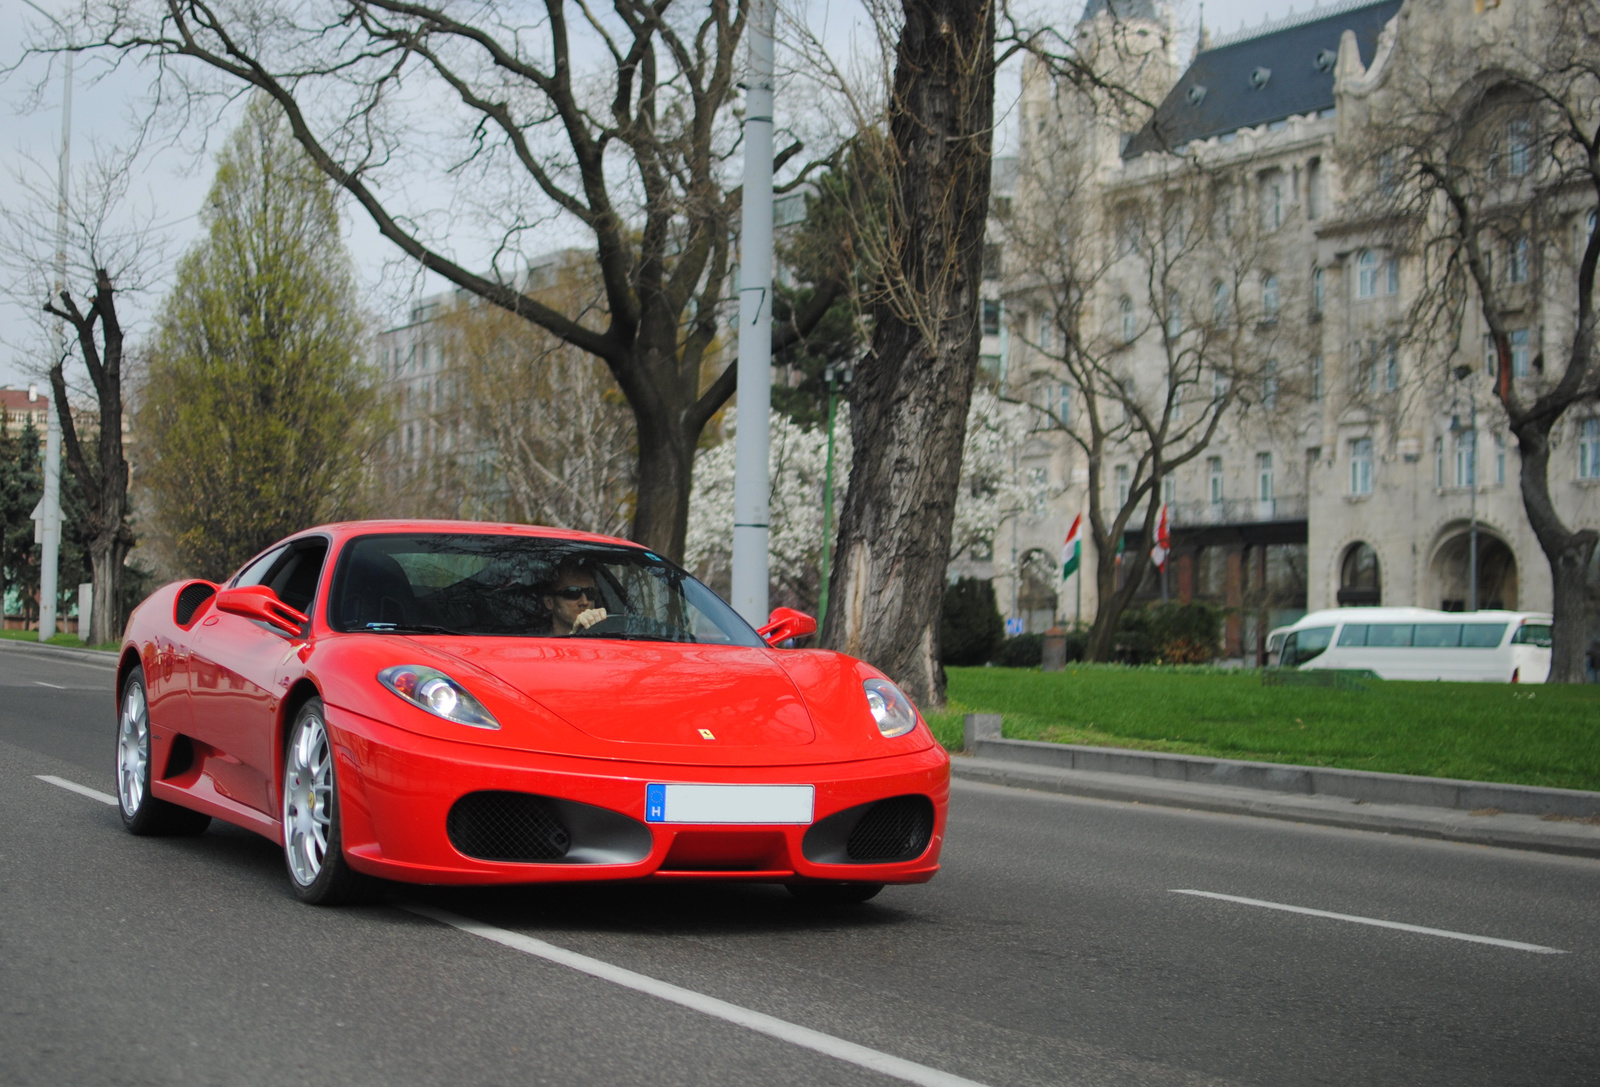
[433,639,818,748]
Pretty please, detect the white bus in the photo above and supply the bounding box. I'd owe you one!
[1267,607,1553,683]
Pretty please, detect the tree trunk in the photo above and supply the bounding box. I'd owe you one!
[1515,423,1598,683]
[819,0,996,711]
[88,536,127,645]
[631,411,698,560]
[1085,493,1160,662]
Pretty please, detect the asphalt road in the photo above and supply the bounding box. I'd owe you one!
[1,644,1596,1086]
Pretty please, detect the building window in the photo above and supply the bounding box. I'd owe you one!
[1262,360,1278,409]
[1166,291,1182,340]
[1455,429,1476,488]
[1484,333,1498,377]
[1114,463,1131,507]
[1510,328,1530,377]
[1507,119,1531,176]
[1261,275,1280,322]
[1212,369,1228,400]
[982,244,1003,280]
[1387,255,1400,294]
[1495,431,1507,484]
[1357,250,1379,298]
[1058,383,1072,428]
[1263,174,1283,230]
[1310,355,1324,400]
[1338,542,1381,606]
[1508,236,1529,284]
[1257,452,1274,502]
[1434,436,1445,488]
[1349,437,1374,495]
[1211,281,1230,327]
[1580,418,1600,479]
[1385,343,1399,391]
[1306,159,1323,220]
[1312,267,1325,314]
[1208,457,1224,503]
[1120,297,1136,343]
[1162,474,1176,505]
[982,299,1002,336]
[1038,316,1053,352]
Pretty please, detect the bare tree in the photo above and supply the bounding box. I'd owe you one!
[1359,0,1600,681]
[0,143,166,643]
[1002,136,1291,660]
[45,0,841,559]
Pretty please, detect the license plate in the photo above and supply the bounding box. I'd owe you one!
[645,783,815,824]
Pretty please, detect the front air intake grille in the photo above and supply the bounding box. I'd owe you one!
[447,791,572,862]
[845,795,934,862]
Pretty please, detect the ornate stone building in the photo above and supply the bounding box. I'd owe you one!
[991,0,1598,661]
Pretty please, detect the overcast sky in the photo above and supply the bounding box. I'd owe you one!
[0,0,1315,391]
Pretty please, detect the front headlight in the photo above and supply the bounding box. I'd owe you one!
[863,678,918,738]
[378,665,500,729]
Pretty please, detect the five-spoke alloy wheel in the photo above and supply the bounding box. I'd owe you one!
[116,666,210,836]
[282,698,371,904]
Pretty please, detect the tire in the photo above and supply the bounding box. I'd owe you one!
[116,666,211,836]
[786,881,885,905]
[281,698,374,905]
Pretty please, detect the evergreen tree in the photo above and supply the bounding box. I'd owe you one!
[0,418,42,625]
[140,96,378,581]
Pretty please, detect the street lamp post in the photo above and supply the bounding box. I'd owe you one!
[816,363,851,630]
[1453,365,1479,611]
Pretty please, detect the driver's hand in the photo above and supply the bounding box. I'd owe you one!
[572,607,608,632]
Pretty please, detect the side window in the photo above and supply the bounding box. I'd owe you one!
[265,539,331,614]
[233,545,289,588]
[1511,623,1552,647]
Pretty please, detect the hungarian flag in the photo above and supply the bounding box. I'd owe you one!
[1150,504,1172,571]
[1061,514,1082,580]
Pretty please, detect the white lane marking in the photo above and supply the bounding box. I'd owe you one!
[37,774,118,807]
[34,681,65,689]
[1171,889,1566,954]
[403,903,990,1087]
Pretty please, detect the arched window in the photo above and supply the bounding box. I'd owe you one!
[1262,274,1280,321]
[1120,297,1137,343]
[1338,542,1381,606]
[1357,250,1379,298]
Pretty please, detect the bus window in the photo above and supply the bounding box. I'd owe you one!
[1461,623,1507,648]
[1366,624,1414,647]
[1414,623,1461,647]
[1284,626,1334,666]
[1511,623,1552,647]
[1338,624,1367,646]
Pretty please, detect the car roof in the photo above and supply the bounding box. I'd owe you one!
[1276,607,1552,634]
[306,519,645,550]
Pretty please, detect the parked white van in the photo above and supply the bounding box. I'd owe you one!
[1267,608,1553,683]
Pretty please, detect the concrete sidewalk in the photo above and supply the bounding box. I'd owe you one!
[955,716,1600,859]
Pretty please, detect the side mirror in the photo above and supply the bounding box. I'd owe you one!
[214,585,309,637]
[758,607,817,647]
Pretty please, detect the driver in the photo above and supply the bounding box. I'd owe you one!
[542,563,608,635]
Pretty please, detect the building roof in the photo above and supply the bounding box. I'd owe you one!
[1080,0,1161,20]
[0,388,49,413]
[1123,0,1401,159]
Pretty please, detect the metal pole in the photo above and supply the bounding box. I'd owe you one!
[729,0,775,627]
[1468,385,1478,612]
[1074,557,1081,630]
[41,52,71,641]
[817,368,839,628]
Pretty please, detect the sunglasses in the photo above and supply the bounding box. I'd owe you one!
[552,585,601,601]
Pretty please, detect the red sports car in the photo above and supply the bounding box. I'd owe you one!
[115,521,949,904]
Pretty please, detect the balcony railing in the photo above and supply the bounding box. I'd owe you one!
[1169,494,1308,527]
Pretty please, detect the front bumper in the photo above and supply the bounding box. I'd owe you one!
[325,703,950,886]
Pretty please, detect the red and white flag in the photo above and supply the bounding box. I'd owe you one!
[1150,504,1171,571]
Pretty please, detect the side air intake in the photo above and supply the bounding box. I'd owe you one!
[801,795,936,865]
[447,792,571,861]
[175,581,218,627]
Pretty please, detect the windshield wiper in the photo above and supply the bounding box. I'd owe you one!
[362,622,465,636]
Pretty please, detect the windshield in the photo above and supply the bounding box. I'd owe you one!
[329,533,764,646]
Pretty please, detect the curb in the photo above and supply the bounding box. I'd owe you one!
[957,714,1600,858]
[951,757,1600,859]
[0,638,120,669]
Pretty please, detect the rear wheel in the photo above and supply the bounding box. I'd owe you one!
[116,667,211,836]
[282,698,373,905]
[786,881,884,905]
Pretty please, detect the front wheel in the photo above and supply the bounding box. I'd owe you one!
[116,666,210,836]
[282,698,373,905]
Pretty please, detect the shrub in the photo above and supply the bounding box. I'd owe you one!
[993,632,1044,667]
[1116,602,1224,664]
[940,577,1005,665]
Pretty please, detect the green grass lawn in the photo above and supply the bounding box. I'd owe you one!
[0,628,118,652]
[928,665,1600,792]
